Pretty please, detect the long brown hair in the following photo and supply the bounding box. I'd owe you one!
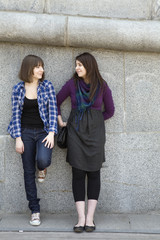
[19,55,45,82]
[73,52,105,100]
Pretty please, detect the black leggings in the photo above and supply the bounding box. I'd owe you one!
[72,167,101,202]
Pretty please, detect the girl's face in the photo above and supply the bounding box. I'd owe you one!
[75,60,87,79]
[32,64,44,81]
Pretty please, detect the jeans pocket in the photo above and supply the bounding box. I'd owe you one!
[21,127,27,134]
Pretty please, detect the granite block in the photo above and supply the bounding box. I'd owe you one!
[0,0,44,13]
[125,53,160,132]
[46,0,151,20]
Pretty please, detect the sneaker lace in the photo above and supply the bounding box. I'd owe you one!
[31,213,40,221]
[38,170,46,178]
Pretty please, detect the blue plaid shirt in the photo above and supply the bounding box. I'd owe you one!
[8,80,58,138]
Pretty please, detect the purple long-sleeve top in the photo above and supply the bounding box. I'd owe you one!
[56,78,115,120]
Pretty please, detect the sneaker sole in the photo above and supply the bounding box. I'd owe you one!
[38,179,45,183]
[30,221,41,226]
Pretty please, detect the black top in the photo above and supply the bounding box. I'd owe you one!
[21,97,44,129]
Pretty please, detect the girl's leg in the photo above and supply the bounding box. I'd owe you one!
[86,170,100,226]
[36,129,52,170]
[21,128,40,213]
[36,129,53,183]
[86,200,97,226]
[72,167,86,226]
[75,201,85,227]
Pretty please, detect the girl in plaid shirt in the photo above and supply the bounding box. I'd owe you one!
[8,55,58,226]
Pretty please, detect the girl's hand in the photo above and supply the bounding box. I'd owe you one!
[58,115,67,127]
[16,137,24,154]
[42,132,55,149]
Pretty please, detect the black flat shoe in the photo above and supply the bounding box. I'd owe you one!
[73,225,84,233]
[85,222,96,232]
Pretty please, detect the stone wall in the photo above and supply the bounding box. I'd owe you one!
[0,0,160,214]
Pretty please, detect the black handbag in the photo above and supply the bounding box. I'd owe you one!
[57,126,68,148]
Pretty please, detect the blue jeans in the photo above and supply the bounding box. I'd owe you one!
[21,128,53,213]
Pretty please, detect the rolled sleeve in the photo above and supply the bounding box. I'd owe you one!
[9,88,21,138]
[48,82,58,134]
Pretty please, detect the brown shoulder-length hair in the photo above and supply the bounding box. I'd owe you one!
[19,55,45,82]
[73,52,106,101]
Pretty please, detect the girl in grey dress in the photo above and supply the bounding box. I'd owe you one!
[57,52,114,232]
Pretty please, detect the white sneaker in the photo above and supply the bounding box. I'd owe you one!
[30,212,41,226]
[38,169,47,183]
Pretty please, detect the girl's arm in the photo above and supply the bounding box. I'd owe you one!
[48,82,58,134]
[56,80,71,126]
[103,84,115,120]
[58,115,67,127]
[11,87,24,153]
[16,137,24,154]
[11,88,22,138]
[42,82,57,149]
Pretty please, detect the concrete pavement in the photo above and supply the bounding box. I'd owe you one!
[1,212,160,233]
[1,232,160,240]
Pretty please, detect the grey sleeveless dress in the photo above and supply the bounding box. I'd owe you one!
[66,108,105,172]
